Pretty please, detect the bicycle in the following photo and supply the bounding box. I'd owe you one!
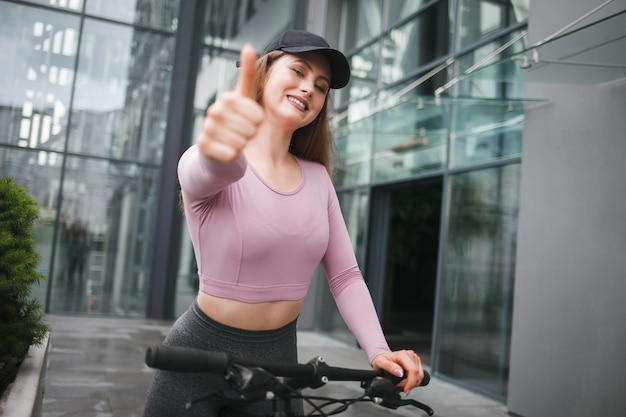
[145,344,434,417]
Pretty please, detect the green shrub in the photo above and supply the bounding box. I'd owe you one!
[0,178,49,393]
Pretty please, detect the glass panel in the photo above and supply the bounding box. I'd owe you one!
[372,96,447,181]
[450,98,524,168]
[386,0,425,27]
[48,156,160,316]
[456,0,528,49]
[0,2,79,150]
[454,30,529,100]
[436,164,520,397]
[382,4,449,84]
[203,0,293,52]
[487,10,626,86]
[69,19,175,162]
[175,225,197,318]
[383,179,442,364]
[85,0,179,31]
[318,190,370,344]
[336,1,383,105]
[18,0,83,11]
[334,116,374,187]
[0,147,63,306]
[340,0,383,50]
[509,0,529,22]
[340,42,380,105]
[174,111,204,316]
[194,47,239,114]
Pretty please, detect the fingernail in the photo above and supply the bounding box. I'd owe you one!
[394,369,404,377]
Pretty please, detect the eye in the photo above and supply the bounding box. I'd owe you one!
[291,68,304,77]
[315,84,328,94]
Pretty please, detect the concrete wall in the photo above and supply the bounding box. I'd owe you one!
[508,1,626,416]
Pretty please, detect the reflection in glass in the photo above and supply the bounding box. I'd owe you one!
[349,42,380,97]
[174,223,197,318]
[455,30,528,100]
[450,99,524,168]
[0,3,79,151]
[372,97,446,181]
[443,30,529,168]
[386,0,425,27]
[86,0,179,31]
[382,179,442,364]
[340,0,383,50]
[382,4,448,84]
[334,117,374,187]
[455,0,528,49]
[317,190,370,344]
[195,49,237,114]
[69,19,175,161]
[0,147,63,306]
[18,0,83,11]
[202,0,292,52]
[436,164,520,397]
[48,157,160,316]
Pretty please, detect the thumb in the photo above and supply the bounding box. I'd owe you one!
[234,43,257,99]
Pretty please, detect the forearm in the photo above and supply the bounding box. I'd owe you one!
[333,280,391,364]
[177,144,247,202]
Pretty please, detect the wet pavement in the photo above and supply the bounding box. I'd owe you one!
[41,314,510,417]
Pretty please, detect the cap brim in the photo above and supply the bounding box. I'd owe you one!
[281,46,351,89]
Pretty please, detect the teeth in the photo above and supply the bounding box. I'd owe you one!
[288,96,306,110]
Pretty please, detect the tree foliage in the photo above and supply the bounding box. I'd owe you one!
[0,178,49,390]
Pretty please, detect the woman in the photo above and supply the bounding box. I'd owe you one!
[143,30,424,417]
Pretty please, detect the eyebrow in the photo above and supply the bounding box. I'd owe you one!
[294,59,331,86]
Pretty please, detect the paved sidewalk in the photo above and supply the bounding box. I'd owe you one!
[41,314,509,417]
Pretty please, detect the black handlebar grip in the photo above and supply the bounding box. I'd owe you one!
[420,370,430,386]
[389,369,431,386]
[145,345,230,373]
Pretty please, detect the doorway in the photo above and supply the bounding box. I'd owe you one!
[370,178,442,364]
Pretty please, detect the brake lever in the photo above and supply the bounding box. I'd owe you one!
[361,376,434,416]
[399,398,435,416]
[361,377,401,408]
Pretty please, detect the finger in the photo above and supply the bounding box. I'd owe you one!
[397,352,422,394]
[234,43,257,99]
[206,97,260,138]
[199,139,241,163]
[372,356,404,378]
[374,351,423,394]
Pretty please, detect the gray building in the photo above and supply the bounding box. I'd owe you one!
[0,1,624,416]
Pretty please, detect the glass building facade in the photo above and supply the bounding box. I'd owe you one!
[321,0,530,398]
[0,0,534,400]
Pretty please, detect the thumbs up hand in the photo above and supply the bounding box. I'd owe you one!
[197,44,264,163]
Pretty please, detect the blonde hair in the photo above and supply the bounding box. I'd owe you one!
[254,51,336,176]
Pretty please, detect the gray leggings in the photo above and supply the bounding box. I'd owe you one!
[143,301,304,417]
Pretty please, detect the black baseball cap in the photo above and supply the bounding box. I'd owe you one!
[263,29,351,89]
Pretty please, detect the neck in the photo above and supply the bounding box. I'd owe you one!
[245,122,294,166]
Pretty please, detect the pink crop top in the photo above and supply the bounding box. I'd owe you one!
[177,145,391,363]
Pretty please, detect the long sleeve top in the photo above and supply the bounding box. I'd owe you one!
[177,145,390,363]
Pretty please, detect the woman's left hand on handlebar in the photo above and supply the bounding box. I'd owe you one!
[371,349,424,395]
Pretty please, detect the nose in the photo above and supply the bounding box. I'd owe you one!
[300,79,314,96]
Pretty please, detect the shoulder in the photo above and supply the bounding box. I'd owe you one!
[296,157,335,189]
[296,157,338,208]
[296,157,330,178]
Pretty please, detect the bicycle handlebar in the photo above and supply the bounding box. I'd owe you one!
[145,345,434,416]
[145,344,430,386]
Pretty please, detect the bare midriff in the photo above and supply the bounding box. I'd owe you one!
[196,291,304,331]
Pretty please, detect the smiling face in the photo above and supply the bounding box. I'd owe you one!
[260,51,332,131]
